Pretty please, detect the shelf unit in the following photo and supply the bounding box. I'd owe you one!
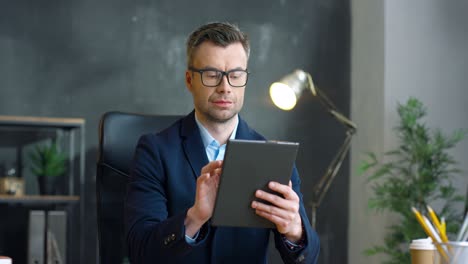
[0,115,85,264]
[0,194,80,205]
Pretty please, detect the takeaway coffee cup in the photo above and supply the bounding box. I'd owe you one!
[0,256,12,264]
[410,238,436,264]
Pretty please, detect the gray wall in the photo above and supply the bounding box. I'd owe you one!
[0,1,351,263]
[349,0,385,263]
[350,1,468,263]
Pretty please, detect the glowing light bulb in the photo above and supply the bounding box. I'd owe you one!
[269,82,297,111]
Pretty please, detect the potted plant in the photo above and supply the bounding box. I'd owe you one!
[359,97,466,263]
[29,140,67,195]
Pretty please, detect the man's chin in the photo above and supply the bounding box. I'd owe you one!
[207,111,238,124]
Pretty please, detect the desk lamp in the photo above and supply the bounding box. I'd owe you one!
[269,69,357,228]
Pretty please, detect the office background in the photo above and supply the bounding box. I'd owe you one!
[351,1,468,264]
[0,0,467,263]
[0,1,350,263]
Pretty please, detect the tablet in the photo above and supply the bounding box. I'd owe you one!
[211,139,299,228]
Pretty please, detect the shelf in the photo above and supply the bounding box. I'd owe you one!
[0,115,85,129]
[0,115,85,147]
[0,194,79,205]
[0,115,86,263]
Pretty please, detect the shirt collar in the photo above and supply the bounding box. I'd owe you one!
[195,114,238,148]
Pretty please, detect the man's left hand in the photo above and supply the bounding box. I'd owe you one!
[251,181,303,242]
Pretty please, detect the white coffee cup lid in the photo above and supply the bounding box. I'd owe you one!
[0,256,12,264]
[410,238,436,250]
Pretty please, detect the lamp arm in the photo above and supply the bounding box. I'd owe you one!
[309,130,354,228]
[329,110,357,131]
[292,70,357,228]
[305,72,357,130]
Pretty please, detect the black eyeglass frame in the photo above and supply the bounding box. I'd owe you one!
[188,67,250,87]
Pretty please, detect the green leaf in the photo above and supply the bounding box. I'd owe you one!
[29,140,67,177]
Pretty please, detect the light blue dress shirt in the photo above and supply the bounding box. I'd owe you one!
[195,115,238,162]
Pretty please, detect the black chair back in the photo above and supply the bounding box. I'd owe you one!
[96,111,182,264]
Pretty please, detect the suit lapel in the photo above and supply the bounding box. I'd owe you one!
[180,112,259,178]
[235,115,257,140]
[181,111,209,179]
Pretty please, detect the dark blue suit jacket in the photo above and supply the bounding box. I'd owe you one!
[125,111,320,263]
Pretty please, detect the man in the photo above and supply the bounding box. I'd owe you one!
[125,22,320,263]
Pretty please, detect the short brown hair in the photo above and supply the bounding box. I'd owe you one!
[186,22,250,67]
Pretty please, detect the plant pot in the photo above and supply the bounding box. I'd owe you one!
[37,175,55,195]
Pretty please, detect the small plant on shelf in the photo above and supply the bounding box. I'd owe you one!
[359,97,466,264]
[29,140,67,195]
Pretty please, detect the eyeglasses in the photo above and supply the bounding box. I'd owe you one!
[189,67,249,87]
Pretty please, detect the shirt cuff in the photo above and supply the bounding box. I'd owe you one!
[285,239,301,247]
[281,222,307,251]
[185,230,200,245]
[283,235,306,251]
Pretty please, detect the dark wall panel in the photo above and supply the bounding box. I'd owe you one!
[0,1,350,263]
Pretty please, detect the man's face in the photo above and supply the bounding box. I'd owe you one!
[185,41,248,124]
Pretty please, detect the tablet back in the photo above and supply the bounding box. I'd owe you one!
[211,139,299,228]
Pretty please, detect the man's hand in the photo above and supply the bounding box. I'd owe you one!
[185,160,222,237]
[251,181,303,242]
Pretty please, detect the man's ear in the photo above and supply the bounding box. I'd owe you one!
[185,70,193,92]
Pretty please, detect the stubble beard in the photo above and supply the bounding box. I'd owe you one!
[201,94,243,124]
[204,108,239,124]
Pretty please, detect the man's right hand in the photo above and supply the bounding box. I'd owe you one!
[185,160,223,238]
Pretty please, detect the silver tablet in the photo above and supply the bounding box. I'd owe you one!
[211,139,299,228]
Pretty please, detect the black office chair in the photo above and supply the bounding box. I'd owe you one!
[96,111,182,264]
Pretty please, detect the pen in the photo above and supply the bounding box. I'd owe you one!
[426,205,449,243]
[453,213,468,264]
[457,212,468,242]
[427,205,442,231]
[412,207,449,261]
[441,217,446,236]
[423,216,443,243]
[423,216,451,255]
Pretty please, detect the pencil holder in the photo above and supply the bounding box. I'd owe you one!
[436,241,468,264]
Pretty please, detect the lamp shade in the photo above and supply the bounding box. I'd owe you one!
[269,69,313,110]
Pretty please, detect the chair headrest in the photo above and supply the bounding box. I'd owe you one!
[97,111,182,176]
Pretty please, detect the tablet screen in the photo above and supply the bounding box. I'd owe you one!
[211,139,299,228]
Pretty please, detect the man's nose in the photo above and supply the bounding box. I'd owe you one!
[216,75,232,93]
